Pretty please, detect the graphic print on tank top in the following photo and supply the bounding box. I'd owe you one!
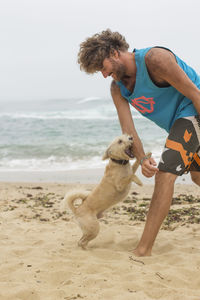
[130,96,155,114]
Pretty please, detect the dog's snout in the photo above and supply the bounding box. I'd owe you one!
[128,136,133,141]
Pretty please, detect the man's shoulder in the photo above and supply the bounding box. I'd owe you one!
[145,47,176,73]
[145,47,175,65]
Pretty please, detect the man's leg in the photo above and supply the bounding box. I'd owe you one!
[134,116,200,256]
[134,171,177,257]
[189,150,200,186]
[190,171,200,186]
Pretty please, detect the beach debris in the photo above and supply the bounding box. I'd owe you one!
[172,194,200,205]
[2,186,199,230]
[128,288,137,293]
[27,193,33,197]
[5,205,18,211]
[64,294,84,300]
[108,191,200,230]
[155,272,164,280]
[139,202,148,207]
[17,198,28,204]
[131,191,138,195]
[39,218,49,222]
[127,207,147,222]
[124,198,137,203]
[129,256,145,265]
[163,206,200,230]
[0,188,70,222]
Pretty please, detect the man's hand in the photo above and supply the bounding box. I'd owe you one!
[141,157,159,178]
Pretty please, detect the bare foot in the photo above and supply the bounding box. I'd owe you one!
[133,248,152,257]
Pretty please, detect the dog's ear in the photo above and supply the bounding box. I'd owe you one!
[102,148,111,160]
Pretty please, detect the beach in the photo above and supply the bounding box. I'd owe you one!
[0,99,199,299]
[0,177,200,300]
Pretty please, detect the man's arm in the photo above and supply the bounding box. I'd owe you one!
[110,80,158,177]
[145,48,200,114]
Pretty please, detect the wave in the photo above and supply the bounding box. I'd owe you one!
[0,112,117,120]
[0,110,144,120]
[0,149,163,171]
[77,96,101,104]
[0,156,107,171]
[0,97,145,120]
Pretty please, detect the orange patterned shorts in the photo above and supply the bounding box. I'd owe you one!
[158,116,200,175]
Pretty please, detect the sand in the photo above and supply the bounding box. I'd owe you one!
[0,181,200,300]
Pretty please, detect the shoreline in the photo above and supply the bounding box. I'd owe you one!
[0,167,193,184]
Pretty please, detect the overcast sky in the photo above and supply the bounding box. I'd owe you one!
[1,0,200,101]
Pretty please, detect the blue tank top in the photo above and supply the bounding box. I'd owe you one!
[116,47,199,132]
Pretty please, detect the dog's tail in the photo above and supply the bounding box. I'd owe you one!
[61,190,90,214]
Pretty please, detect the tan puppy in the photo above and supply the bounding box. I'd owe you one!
[62,134,149,249]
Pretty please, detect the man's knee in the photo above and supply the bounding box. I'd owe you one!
[155,170,177,186]
[190,171,200,186]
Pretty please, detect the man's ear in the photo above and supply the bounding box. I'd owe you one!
[114,49,120,58]
[110,49,120,59]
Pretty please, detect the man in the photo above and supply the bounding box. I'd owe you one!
[77,29,200,256]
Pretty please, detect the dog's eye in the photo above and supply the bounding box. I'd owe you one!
[118,139,122,144]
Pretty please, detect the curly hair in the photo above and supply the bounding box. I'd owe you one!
[77,29,129,74]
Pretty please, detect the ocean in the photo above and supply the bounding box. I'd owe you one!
[0,97,167,172]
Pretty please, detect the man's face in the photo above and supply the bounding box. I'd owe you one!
[101,55,126,81]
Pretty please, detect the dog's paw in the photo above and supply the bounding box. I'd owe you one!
[132,175,143,186]
[78,241,87,250]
